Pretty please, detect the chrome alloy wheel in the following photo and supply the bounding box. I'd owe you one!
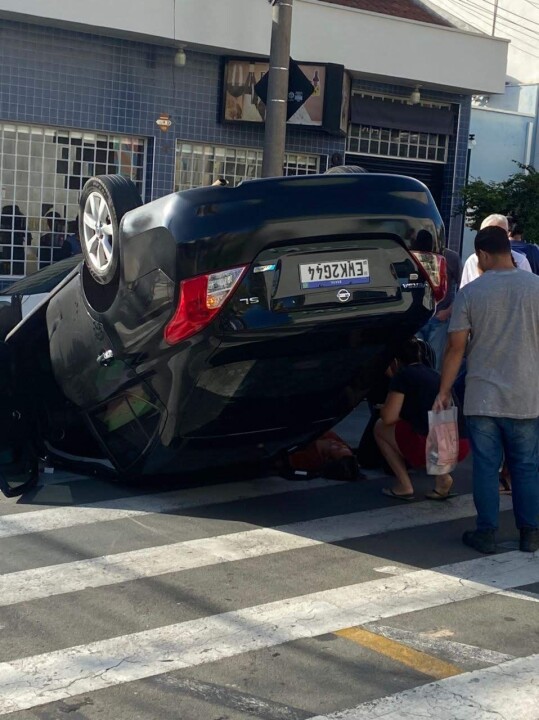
[82,192,115,274]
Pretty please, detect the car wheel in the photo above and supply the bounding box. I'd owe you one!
[79,175,142,286]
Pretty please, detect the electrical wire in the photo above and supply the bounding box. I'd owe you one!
[470,14,539,45]
[456,0,539,28]
[456,0,539,37]
[459,14,539,55]
[446,0,539,58]
[439,0,539,38]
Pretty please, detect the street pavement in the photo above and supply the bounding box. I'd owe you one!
[0,405,538,720]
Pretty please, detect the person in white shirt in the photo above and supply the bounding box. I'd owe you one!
[460,214,531,288]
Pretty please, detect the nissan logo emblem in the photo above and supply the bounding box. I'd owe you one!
[337,288,351,303]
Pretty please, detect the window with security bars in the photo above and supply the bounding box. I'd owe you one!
[0,123,146,278]
[174,142,320,191]
[347,125,448,163]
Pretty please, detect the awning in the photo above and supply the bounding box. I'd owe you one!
[351,96,455,135]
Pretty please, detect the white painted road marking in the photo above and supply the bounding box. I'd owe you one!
[0,494,511,607]
[0,476,340,539]
[372,566,410,575]
[0,552,537,715]
[153,676,309,720]
[306,653,539,719]
[364,624,514,668]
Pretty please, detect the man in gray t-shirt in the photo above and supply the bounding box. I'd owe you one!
[434,226,539,554]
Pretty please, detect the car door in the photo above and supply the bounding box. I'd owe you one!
[0,341,39,497]
[46,273,165,475]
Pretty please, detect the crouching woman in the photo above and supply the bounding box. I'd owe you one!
[374,337,468,501]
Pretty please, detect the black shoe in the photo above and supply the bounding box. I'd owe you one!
[462,529,496,554]
[519,527,539,553]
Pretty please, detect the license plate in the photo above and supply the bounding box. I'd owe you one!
[299,259,370,289]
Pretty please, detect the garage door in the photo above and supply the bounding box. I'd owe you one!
[344,155,445,208]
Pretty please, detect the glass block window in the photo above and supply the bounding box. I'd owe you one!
[175,142,320,191]
[0,122,146,278]
[347,125,448,163]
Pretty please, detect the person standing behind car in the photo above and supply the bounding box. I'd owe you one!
[39,212,65,269]
[460,214,531,287]
[416,229,463,371]
[435,225,539,555]
[508,223,539,275]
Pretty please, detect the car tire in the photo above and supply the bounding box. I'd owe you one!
[79,175,142,286]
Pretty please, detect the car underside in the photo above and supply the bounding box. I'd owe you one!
[0,172,446,496]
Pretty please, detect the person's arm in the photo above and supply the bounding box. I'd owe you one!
[436,251,464,321]
[435,305,452,322]
[380,391,405,426]
[433,329,468,411]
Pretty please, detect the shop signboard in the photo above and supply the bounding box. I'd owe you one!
[222,58,327,128]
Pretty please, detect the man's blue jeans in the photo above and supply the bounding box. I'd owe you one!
[467,416,539,531]
[417,316,448,372]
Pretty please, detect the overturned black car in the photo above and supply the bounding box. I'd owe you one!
[0,172,446,496]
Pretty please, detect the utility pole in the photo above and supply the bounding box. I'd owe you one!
[491,0,499,35]
[262,0,294,177]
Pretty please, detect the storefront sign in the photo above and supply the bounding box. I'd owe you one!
[222,58,326,128]
[254,60,315,121]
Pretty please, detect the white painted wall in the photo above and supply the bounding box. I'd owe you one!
[0,0,508,94]
[0,0,175,42]
[425,0,539,83]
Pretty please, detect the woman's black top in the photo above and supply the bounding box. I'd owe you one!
[388,364,440,436]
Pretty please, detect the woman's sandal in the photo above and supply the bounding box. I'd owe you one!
[425,489,458,501]
[382,487,415,501]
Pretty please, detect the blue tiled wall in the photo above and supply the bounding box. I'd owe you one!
[0,19,344,202]
[0,18,469,249]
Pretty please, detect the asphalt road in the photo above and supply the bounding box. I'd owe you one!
[0,405,538,720]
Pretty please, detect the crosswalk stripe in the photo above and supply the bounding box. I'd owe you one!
[0,494,513,607]
[0,476,340,540]
[306,653,539,719]
[0,551,537,715]
[153,677,309,720]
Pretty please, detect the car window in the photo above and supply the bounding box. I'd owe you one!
[0,255,82,297]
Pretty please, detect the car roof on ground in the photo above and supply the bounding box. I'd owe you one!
[1,255,82,296]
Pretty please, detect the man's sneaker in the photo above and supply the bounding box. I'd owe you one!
[462,529,496,554]
[519,527,539,553]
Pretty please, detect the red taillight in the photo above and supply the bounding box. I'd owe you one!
[164,266,247,345]
[411,251,448,304]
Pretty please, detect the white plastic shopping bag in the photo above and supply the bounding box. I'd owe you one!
[426,406,459,475]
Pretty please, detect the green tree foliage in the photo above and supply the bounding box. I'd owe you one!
[459,163,539,244]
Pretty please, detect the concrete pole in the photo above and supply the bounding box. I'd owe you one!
[491,0,498,35]
[262,0,294,178]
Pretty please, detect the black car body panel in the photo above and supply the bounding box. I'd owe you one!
[0,255,81,340]
[1,173,444,486]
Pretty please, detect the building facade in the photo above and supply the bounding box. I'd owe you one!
[0,0,507,284]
